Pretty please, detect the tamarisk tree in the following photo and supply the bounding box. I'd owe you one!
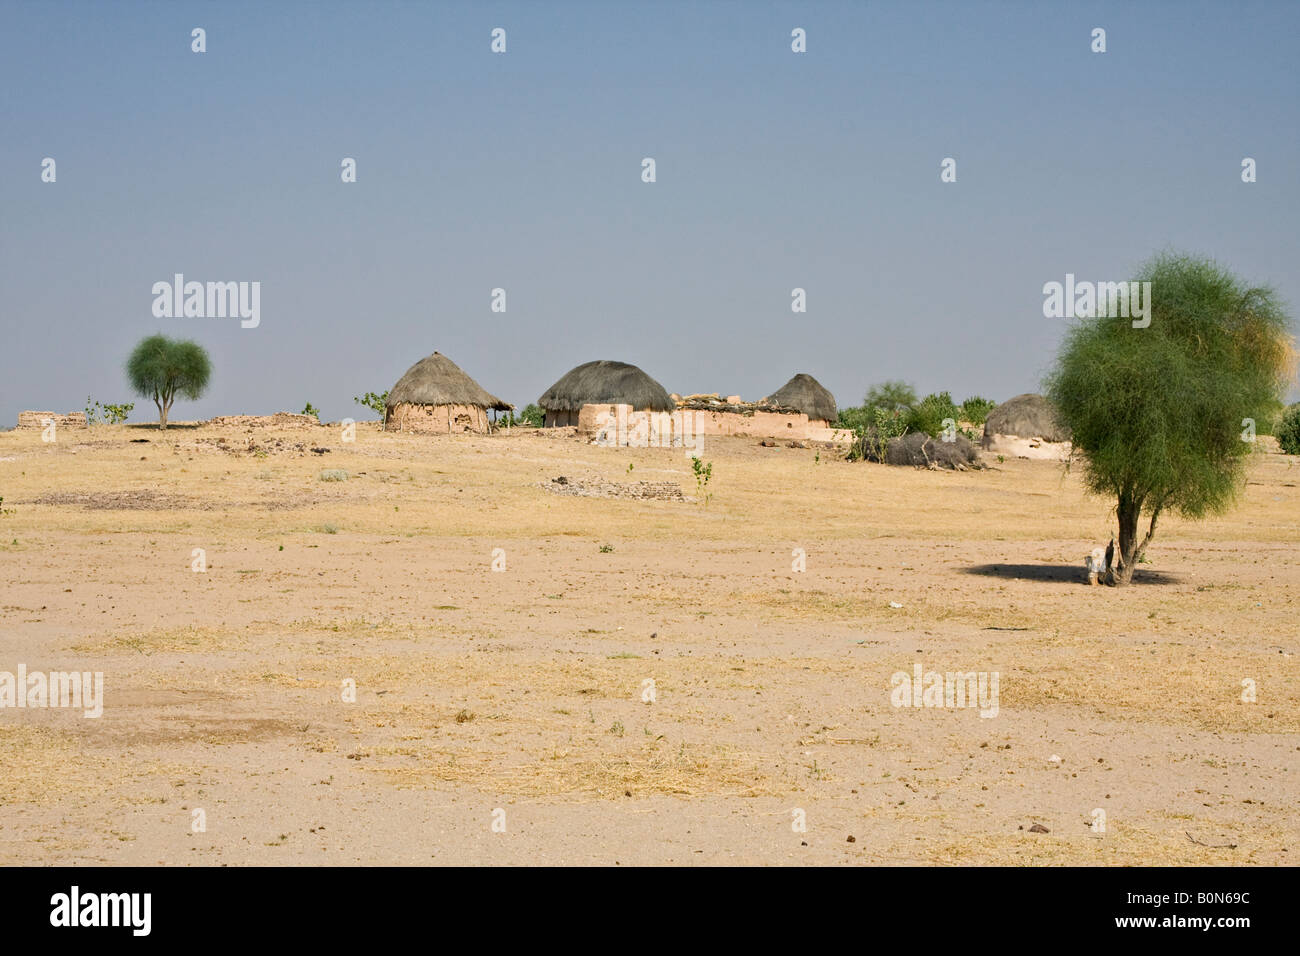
[126,334,212,430]
[1047,253,1294,586]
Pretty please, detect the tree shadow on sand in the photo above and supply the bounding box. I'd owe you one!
[960,563,1180,585]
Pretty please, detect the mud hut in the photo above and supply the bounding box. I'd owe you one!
[762,373,838,427]
[981,393,1071,460]
[383,351,512,434]
[538,360,673,428]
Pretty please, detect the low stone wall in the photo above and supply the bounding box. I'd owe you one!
[206,413,320,429]
[576,404,850,448]
[385,402,491,434]
[16,411,87,429]
[982,432,1072,461]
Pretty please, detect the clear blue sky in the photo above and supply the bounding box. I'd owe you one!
[2,0,1297,424]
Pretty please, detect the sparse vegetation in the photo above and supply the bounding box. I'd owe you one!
[353,391,389,418]
[691,456,713,505]
[300,402,320,420]
[84,396,134,425]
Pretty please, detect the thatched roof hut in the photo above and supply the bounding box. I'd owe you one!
[538,360,673,427]
[981,393,1071,459]
[983,394,1069,442]
[762,373,837,425]
[384,351,512,435]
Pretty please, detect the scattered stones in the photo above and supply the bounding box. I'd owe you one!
[204,413,320,429]
[541,476,685,501]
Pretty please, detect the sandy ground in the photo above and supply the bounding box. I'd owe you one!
[0,420,1296,865]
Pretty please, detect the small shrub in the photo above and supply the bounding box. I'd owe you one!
[847,407,908,462]
[959,396,996,426]
[904,392,961,439]
[84,396,134,425]
[1277,403,1300,455]
[691,456,713,505]
[353,391,389,418]
[301,402,320,419]
[318,469,348,482]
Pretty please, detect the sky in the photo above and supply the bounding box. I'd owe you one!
[2,0,1298,425]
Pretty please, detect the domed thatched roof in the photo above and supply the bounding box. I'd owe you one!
[538,360,674,412]
[387,352,512,411]
[983,393,1069,443]
[763,373,837,423]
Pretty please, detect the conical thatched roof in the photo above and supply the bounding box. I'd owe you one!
[538,360,674,412]
[386,352,512,411]
[983,393,1068,442]
[763,373,837,423]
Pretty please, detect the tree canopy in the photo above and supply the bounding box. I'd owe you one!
[1046,252,1295,584]
[126,334,212,429]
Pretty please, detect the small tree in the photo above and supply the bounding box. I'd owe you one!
[863,381,917,414]
[1047,253,1294,585]
[353,391,389,418]
[125,334,212,430]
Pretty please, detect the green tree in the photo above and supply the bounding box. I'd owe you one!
[1047,253,1294,585]
[863,381,917,414]
[125,334,212,430]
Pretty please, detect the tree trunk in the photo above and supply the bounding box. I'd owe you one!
[154,395,166,431]
[1111,495,1140,585]
[1104,494,1160,587]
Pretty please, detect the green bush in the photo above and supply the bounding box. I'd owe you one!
[844,406,908,462]
[84,396,134,425]
[959,396,996,426]
[353,391,389,418]
[301,402,320,419]
[835,405,874,432]
[904,392,961,438]
[500,403,544,427]
[1277,403,1300,455]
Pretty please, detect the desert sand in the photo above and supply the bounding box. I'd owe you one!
[0,420,1295,865]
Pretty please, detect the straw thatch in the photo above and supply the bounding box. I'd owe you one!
[983,393,1069,443]
[762,373,837,424]
[538,360,674,413]
[386,352,512,412]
